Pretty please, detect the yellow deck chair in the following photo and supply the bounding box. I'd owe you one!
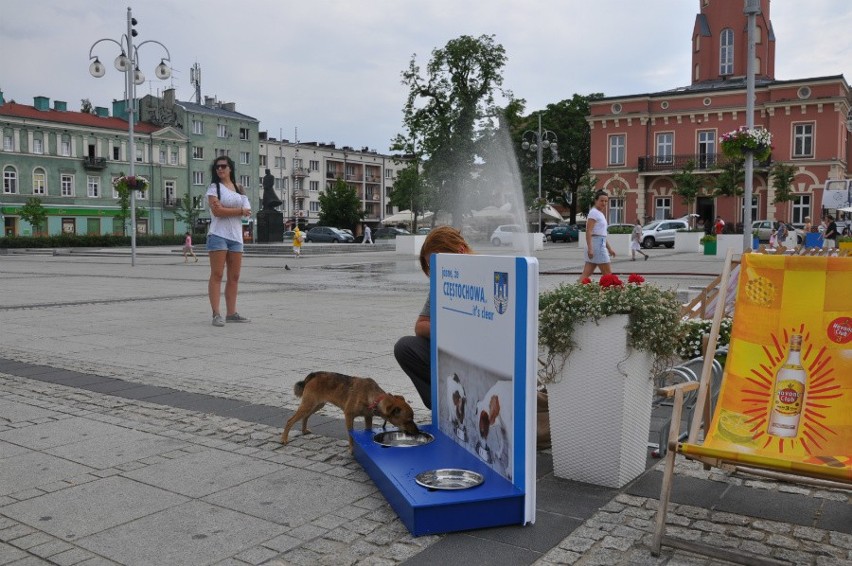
[652,249,852,566]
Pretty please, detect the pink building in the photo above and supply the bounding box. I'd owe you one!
[588,0,851,230]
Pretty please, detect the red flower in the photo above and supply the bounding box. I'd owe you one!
[599,274,623,288]
[581,277,593,285]
[628,273,645,284]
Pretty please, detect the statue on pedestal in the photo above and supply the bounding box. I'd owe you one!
[261,169,282,211]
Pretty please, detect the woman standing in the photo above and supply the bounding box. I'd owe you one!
[580,190,616,281]
[630,221,649,261]
[206,156,252,327]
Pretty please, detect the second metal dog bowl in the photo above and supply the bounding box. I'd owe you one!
[373,430,434,447]
[415,469,484,490]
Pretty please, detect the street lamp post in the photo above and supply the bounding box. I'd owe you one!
[521,114,558,232]
[743,0,760,252]
[88,7,171,266]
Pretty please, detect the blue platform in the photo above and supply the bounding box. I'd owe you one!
[352,424,525,536]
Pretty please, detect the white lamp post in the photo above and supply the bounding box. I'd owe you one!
[742,0,760,252]
[521,114,558,232]
[88,7,171,266]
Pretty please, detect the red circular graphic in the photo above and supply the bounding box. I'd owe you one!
[827,317,852,344]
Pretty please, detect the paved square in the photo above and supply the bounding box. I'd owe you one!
[45,427,188,469]
[0,451,93,496]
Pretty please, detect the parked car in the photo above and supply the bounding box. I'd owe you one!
[304,226,354,243]
[416,227,432,235]
[283,230,294,241]
[640,219,689,248]
[752,220,802,244]
[490,224,546,246]
[549,224,579,242]
[373,227,411,239]
[543,223,559,241]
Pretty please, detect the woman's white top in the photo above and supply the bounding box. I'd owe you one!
[206,183,250,243]
[588,207,608,236]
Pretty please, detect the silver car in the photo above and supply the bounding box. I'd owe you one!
[640,220,689,248]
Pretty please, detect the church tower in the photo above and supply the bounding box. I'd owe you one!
[691,0,775,84]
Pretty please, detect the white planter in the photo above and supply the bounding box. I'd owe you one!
[395,234,427,255]
[675,231,704,252]
[546,314,654,488]
[512,232,545,252]
[716,234,745,258]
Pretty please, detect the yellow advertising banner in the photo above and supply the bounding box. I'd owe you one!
[699,253,852,480]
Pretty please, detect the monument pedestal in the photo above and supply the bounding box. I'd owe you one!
[256,210,283,243]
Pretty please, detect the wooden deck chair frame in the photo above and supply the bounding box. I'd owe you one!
[651,248,851,566]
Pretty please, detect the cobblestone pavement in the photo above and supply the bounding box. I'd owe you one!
[0,245,849,565]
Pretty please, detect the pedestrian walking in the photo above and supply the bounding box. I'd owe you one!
[293,225,304,257]
[183,231,198,263]
[362,224,373,244]
[579,190,616,281]
[206,156,251,327]
[631,221,649,261]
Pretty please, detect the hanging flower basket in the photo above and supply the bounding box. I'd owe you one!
[113,175,148,194]
[720,128,773,162]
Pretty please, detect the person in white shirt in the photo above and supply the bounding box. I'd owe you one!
[580,190,616,281]
[206,156,252,327]
[362,224,373,244]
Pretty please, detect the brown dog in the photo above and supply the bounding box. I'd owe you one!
[280,371,419,452]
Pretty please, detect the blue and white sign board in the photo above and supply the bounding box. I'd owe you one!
[432,254,538,525]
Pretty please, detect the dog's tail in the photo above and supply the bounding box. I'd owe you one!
[294,371,322,398]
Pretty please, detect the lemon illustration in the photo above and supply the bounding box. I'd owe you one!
[716,409,756,445]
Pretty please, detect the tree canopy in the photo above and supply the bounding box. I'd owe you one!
[172,193,203,233]
[19,197,48,235]
[672,160,704,215]
[318,177,364,229]
[770,162,797,204]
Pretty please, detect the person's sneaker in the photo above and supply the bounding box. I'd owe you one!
[226,313,250,323]
[212,314,225,327]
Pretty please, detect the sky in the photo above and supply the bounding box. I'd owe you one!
[2,1,851,154]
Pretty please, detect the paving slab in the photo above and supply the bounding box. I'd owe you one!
[0,452,93,497]
[0,399,58,424]
[202,467,376,527]
[0,417,127,451]
[44,428,187,469]
[2,476,187,541]
[122,448,281,498]
[76,501,286,566]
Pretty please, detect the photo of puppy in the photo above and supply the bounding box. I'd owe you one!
[475,379,513,477]
[446,373,468,442]
[280,371,419,452]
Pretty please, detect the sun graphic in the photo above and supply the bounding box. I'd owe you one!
[736,324,843,457]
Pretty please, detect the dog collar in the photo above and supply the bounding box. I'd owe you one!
[368,394,386,414]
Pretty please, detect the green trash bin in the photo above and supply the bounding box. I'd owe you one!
[703,240,717,255]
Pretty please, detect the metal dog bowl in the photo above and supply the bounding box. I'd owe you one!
[415,468,484,490]
[373,430,434,447]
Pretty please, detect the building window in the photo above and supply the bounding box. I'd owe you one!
[33,168,46,195]
[113,146,120,160]
[136,147,143,163]
[309,160,319,171]
[294,158,304,170]
[86,176,100,198]
[192,146,204,160]
[217,124,228,138]
[61,174,74,197]
[654,197,671,220]
[3,166,18,194]
[32,138,44,155]
[258,154,267,167]
[309,201,320,213]
[239,127,249,140]
[608,134,625,166]
[309,180,319,191]
[159,149,167,164]
[279,178,288,191]
[274,156,285,169]
[170,149,178,165]
[2,133,12,152]
[192,120,203,135]
[720,28,734,76]
[697,130,716,169]
[792,123,814,158]
[111,177,120,198]
[192,171,204,185]
[608,198,624,224]
[239,175,250,188]
[742,195,759,224]
[385,168,393,179]
[60,138,71,157]
[792,195,810,224]
[164,180,176,205]
[655,133,673,164]
[239,151,250,165]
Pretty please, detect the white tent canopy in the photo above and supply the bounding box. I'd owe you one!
[382,210,433,225]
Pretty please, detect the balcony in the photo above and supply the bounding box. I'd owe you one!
[82,156,107,170]
[345,174,363,182]
[291,167,310,178]
[638,153,771,173]
[163,198,178,208]
[326,171,343,180]
[365,175,381,183]
[292,189,306,199]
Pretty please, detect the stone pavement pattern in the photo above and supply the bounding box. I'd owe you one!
[0,243,849,565]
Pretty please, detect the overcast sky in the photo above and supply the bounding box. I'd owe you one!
[2,1,851,153]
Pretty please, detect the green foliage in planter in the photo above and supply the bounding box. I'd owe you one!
[608,225,634,234]
[538,274,683,383]
[676,318,733,360]
[699,235,717,244]
[838,235,852,243]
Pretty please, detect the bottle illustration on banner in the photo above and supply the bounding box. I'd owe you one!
[767,334,807,438]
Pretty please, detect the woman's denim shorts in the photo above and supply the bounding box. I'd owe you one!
[207,233,243,253]
[589,235,611,264]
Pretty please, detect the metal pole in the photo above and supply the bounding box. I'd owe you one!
[126,7,137,267]
[537,113,542,232]
[743,0,759,252]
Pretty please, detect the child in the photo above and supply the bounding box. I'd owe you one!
[631,222,649,261]
[293,226,304,257]
[183,231,198,263]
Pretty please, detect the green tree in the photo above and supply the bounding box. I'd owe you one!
[19,197,48,236]
[770,162,797,205]
[392,34,508,226]
[172,193,202,233]
[714,159,745,197]
[318,177,364,229]
[114,186,148,235]
[672,160,704,220]
[390,164,432,232]
[577,172,598,215]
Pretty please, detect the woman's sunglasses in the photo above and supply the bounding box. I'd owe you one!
[215,163,230,170]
